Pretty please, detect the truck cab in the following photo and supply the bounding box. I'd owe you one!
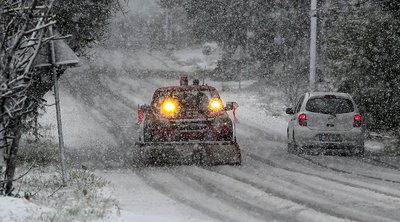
[136,77,241,165]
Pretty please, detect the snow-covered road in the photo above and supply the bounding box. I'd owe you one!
[44,73,400,222]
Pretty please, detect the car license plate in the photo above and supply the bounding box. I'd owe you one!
[319,134,342,142]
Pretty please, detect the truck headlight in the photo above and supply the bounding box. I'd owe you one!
[161,99,178,115]
[209,99,223,112]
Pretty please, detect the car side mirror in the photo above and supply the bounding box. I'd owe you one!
[285,108,294,115]
[225,102,239,111]
[140,104,151,112]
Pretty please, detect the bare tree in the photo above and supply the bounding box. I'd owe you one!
[1,0,123,195]
[0,0,56,195]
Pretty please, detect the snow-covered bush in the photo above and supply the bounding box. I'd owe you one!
[17,139,59,167]
[14,169,120,222]
[322,2,400,133]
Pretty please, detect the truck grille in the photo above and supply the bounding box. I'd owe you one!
[178,123,209,131]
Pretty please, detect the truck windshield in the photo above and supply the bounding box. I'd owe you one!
[153,89,215,112]
[306,97,354,114]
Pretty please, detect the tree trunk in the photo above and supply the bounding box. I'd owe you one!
[0,123,5,184]
[4,120,22,195]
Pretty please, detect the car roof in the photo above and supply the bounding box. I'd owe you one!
[156,85,217,92]
[307,92,351,98]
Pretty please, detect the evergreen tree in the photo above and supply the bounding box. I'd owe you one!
[322,1,400,131]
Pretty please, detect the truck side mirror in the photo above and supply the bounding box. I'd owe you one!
[285,108,294,115]
[137,104,150,124]
[225,102,238,111]
[140,104,151,112]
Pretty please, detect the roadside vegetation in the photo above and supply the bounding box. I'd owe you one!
[12,167,119,222]
[0,0,124,195]
[383,140,400,155]
[11,128,120,221]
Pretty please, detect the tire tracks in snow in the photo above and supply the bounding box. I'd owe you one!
[209,165,398,222]
[172,168,293,222]
[177,166,355,222]
[136,168,265,222]
[299,155,400,184]
[246,152,400,199]
[349,155,400,172]
[243,153,400,220]
[63,75,138,168]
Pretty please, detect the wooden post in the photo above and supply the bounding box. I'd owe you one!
[49,25,66,186]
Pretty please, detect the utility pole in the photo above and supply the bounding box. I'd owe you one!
[49,25,66,186]
[165,9,172,51]
[309,0,317,92]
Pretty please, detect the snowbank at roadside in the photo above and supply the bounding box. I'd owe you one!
[0,197,53,222]
[38,89,118,150]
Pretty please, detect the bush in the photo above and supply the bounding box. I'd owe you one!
[17,139,59,167]
[15,169,120,222]
[383,141,400,155]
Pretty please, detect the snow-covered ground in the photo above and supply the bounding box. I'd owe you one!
[0,197,53,222]
[3,47,400,222]
[36,74,400,222]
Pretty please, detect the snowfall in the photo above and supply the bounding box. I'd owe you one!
[1,45,399,222]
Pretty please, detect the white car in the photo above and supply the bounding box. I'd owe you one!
[286,92,364,155]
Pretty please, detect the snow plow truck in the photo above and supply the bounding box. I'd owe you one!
[136,77,241,166]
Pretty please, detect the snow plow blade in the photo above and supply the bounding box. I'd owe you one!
[135,141,242,166]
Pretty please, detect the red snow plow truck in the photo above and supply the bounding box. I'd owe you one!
[136,77,241,166]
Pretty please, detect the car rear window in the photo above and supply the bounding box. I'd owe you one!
[306,97,354,114]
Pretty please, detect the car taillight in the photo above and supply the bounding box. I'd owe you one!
[354,115,362,127]
[298,113,307,127]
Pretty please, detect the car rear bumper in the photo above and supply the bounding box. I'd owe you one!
[294,127,364,149]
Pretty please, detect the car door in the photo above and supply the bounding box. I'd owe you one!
[288,94,305,141]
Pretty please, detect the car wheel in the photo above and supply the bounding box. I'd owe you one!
[287,142,297,154]
[288,131,298,154]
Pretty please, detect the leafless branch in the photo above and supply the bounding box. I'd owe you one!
[24,20,56,35]
[47,185,64,198]
[0,164,35,184]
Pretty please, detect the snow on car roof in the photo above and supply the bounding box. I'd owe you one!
[308,92,351,98]
[156,85,217,92]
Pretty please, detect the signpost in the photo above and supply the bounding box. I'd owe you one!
[33,26,79,186]
[50,26,66,185]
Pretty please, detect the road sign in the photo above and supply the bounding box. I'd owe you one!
[33,30,79,68]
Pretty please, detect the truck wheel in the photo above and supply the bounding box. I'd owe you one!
[223,131,233,141]
[143,123,154,142]
[351,146,365,156]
